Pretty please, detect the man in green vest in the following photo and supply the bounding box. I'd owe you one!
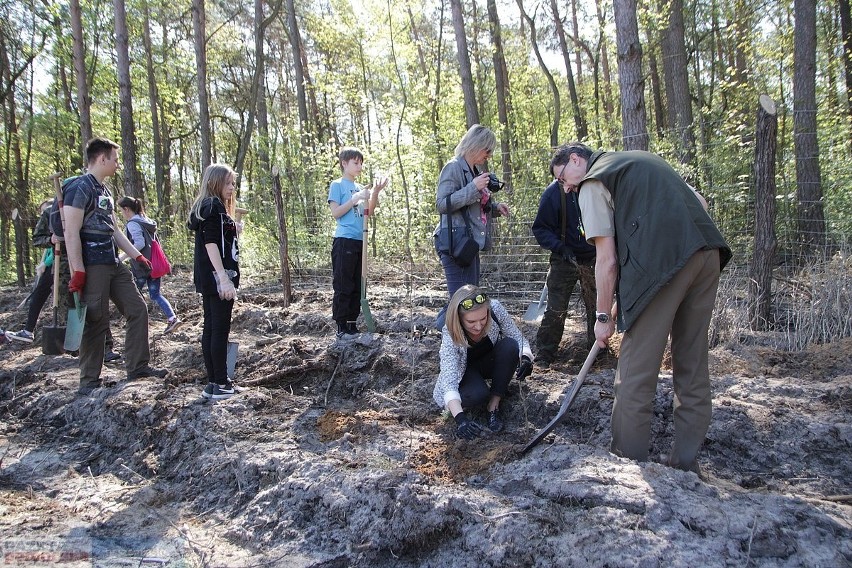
[552,142,732,475]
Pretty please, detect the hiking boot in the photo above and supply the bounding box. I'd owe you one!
[77,382,102,396]
[104,350,122,363]
[210,382,235,400]
[127,365,169,380]
[6,329,34,343]
[336,323,358,341]
[163,318,183,334]
[488,409,504,433]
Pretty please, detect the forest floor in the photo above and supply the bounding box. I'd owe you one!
[0,271,850,567]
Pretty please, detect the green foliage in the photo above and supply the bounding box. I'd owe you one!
[0,0,849,310]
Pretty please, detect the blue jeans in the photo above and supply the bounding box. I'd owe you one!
[135,276,176,320]
[435,251,481,329]
[439,251,481,297]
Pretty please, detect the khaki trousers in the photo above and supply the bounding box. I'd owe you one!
[79,263,150,388]
[611,249,721,471]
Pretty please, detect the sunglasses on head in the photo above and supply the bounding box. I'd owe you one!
[459,293,488,311]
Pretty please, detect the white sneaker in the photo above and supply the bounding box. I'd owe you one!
[6,329,34,343]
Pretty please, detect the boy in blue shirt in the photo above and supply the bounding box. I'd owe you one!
[327,147,388,339]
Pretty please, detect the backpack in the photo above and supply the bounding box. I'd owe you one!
[49,175,96,240]
[127,219,171,279]
[149,236,172,279]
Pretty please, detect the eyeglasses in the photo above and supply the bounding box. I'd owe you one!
[555,162,568,182]
[459,293,488,311]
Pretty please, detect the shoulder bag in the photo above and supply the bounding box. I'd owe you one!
[442,195,478,267]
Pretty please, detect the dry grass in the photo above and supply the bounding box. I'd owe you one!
[712,248,852,351]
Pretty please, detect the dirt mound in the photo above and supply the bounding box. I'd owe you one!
[0,278,849,566]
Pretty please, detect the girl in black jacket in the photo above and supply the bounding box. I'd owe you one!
[187,163,242,400]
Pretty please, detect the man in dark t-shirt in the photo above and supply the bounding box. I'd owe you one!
[63,137,168,394]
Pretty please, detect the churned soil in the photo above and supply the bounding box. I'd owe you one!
[0,273,849,567]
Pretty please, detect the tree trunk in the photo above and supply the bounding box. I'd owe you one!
[750,95,778,331]
[285,0,310,149]
[192,0,212,169]
[647,42,666,137]
[571,0,582,84]
[388,1,413,265]
[141,0,164,210]
[70,0,91,153]
[613,0,649,150]
[449,0,479,127]
[114,0,142,198]
[236,0,279,177]
[0,38,28,285]
[517,0,560,148]
[487,0,513,186]
[839,0,852,136]
[551,0,587,140]
[272,167,291,305]
[407,3,445,171]
[595,0,617,146]
[661,0,696,165]
[793,0,825,253]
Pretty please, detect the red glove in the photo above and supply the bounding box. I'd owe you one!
[135,254,152,271]
[69,270,86,293]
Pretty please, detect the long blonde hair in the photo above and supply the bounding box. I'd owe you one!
[189,163,236,221]
[446,284,492,347]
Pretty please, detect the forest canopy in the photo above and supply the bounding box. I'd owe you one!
[0,0,850,286]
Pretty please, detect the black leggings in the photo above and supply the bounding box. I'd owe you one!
[459,337,519,408]
[26,265,54,332]
[202,293,234,383]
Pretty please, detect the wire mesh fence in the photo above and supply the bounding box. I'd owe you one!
[205,169,850,351]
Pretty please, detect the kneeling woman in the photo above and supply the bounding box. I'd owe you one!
[433,285,532,439]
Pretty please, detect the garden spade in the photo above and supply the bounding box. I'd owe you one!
[41,245,65,355]
[520,343,600,454]
[64,292,86,352]
[523,285,548,323]
[360,187,376,333]
[42,173,66,355]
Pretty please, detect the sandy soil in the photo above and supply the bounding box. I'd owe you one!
[0,273,850,567]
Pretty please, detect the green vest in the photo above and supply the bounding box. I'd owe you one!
[582,150,732,331]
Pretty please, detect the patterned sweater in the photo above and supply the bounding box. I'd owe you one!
[432,299,533,408]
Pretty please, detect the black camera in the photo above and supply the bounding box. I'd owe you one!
[487,173,504,192]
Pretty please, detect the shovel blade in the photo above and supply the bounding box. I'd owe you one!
[64,293,87,352]
[361,298,376,333]
[42,326,66,355]
[227,341,239,378]
[522,285,548,323]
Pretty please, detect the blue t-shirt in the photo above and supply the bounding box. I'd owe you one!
[327,177,363,240]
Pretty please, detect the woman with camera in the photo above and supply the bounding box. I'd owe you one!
[433,285,533,439]
[433,125,510,304]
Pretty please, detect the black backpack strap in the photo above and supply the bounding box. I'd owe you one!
[490,308,503,335]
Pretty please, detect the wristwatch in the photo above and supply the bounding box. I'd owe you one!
[596,312,610,323]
